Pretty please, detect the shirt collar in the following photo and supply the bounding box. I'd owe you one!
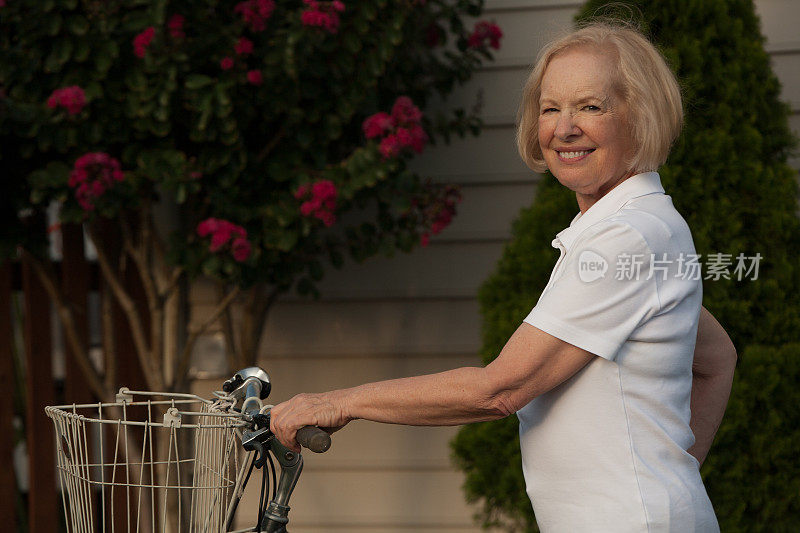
[554,171,665,250]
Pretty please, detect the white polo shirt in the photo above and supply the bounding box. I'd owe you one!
[518,172,719,532]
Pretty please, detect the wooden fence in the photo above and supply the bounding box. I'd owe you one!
[1,223,149,532]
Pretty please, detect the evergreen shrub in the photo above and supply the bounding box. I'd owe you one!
[452,0,800,530]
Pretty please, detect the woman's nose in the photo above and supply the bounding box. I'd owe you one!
[554,112,581,139]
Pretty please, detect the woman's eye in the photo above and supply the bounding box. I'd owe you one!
[542,107,558,114]
[582,105,600,112]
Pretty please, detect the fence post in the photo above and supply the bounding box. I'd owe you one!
[22,258,58,532]
[62,224,94,404]
[0,263,17,530]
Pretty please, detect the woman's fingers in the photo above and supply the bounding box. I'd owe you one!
[270,392,349,451]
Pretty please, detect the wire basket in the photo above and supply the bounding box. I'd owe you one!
[46,389,250,533]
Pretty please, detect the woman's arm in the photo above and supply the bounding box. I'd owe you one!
[269,323,594,451]
[687,306,737,466]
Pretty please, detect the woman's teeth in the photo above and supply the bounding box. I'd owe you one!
[558,150,592,159]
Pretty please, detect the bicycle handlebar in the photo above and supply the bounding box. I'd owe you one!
[296,426,331,453]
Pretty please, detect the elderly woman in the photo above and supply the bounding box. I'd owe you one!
[271,22,736,532]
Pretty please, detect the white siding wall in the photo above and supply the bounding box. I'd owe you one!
[192,1,800,530]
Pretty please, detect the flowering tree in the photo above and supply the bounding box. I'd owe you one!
[0,0,502,398]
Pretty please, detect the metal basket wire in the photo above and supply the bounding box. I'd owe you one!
[46,389,251,533]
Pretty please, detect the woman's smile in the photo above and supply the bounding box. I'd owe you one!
[556,148,595,161]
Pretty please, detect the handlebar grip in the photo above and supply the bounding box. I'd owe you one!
[296,426,331,453]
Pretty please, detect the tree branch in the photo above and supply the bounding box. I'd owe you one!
[218,283,240,372]
[256,125,287,163]
[241,284,281,367]
[175,285,241,388]
[160,266,185,300]
[86,224,162,391]
[120,212,165,373]
[120,214,159,314]
[20,250,109,400]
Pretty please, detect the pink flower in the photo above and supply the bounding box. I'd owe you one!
[364,96,428,158]
[235,36,254,55]
[318,210,336,227]
[220,56,235,70]
[234,0,275,32]
[300,200,317,216]
[311,179,336,200]
[247,69,263,85]
[133,26,156,58]
[197,218,220,237]
[167,14,185,39]
[379,134,401,159]
[406,123,428,153]
[362,112,395,139]
[232,237,252,262]
[197,218,250,260]
[68,152,124,211]
[391,96,423,124]
[68,169,88,187]
[420,233,430,247]
[426,185,461,236]
[294,184,310,199]
[467,21,503,50]
[295,179,338,226]
[301,0,344,34]
[46,86,86,116]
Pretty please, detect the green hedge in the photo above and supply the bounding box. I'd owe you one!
[452,1,800,530]
[703,343,800,531]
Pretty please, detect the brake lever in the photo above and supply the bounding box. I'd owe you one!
[242,427,272,468]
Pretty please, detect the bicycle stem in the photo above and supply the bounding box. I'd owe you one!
[261,438,304,532]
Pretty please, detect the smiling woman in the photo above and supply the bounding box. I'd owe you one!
[269,20,736,533]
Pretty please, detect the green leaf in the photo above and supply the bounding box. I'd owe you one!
[46,14,62,36]
[95,42,115,73]
[84,81,103,100]
[124,69,147,91]
[184,74,213,90]
[202,255,222,277]
[73,38,91,62]
[149,119,170,137]
[196,93,213,131]
[214,84,231,107]
[57,39,74,65]
[344,32,361,53]
[276,231,298,251]
[66,15,89,36]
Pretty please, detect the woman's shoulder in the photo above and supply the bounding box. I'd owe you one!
[589,195,695,257]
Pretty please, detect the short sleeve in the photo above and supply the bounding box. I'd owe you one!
[524,220,661,361]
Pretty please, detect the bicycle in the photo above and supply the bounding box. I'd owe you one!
[46,366,331,532]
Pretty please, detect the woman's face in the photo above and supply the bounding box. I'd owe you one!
[538,46,636,212]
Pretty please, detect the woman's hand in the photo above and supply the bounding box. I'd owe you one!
[269,391,353,452]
